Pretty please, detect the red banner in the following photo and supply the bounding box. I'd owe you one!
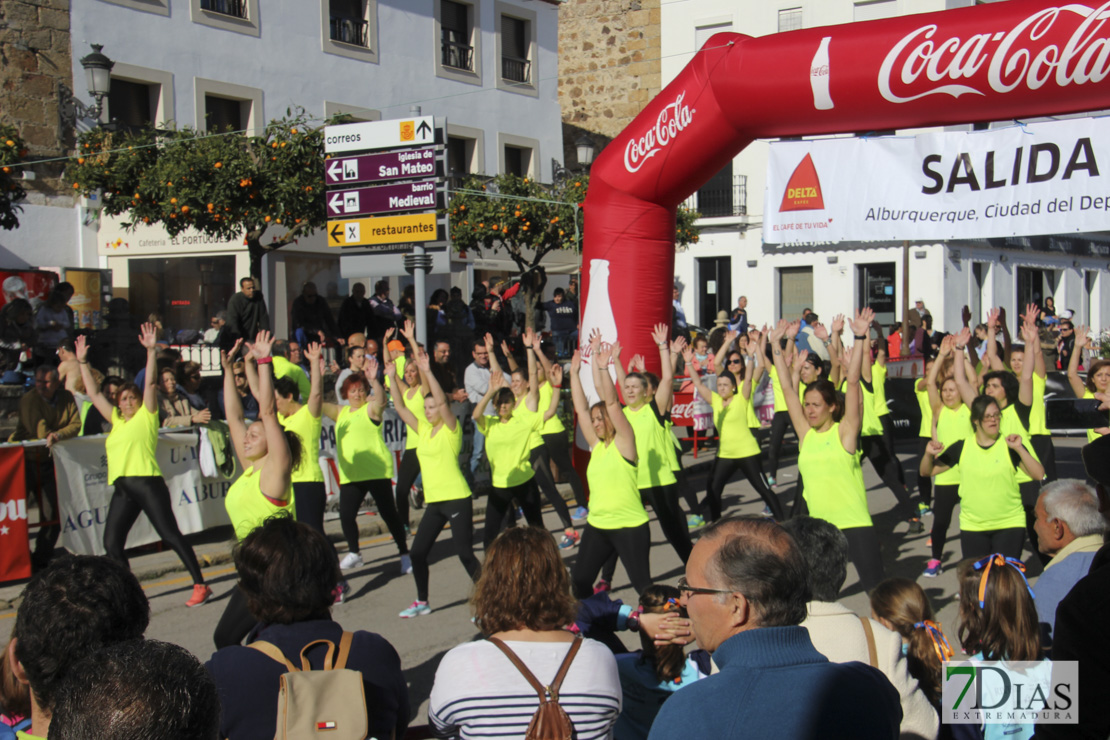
[0,447,31,582]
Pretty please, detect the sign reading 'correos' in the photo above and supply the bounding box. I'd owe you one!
[324,117,435,154]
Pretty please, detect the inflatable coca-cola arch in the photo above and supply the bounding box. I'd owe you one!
[578,0,1110,386]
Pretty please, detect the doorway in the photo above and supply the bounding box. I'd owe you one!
[1017,266,1058,322]
[697,256,732,328]
[857,262,896,327]
[778,266,813,323]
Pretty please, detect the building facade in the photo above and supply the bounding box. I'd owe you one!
[661,0,1108,338]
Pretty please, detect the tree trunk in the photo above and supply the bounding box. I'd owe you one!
[248,240,265,283]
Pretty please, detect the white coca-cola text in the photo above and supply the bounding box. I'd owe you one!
[624,92,695,173]
[878,2,1110,103]
[670,401,695,421]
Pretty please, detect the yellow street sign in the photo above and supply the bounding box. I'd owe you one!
[327,212,438,247]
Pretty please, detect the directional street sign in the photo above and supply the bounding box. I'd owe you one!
[324,117,435,154]
[324,148,439,186]
[327,213,439,248]
[326,180,442,218]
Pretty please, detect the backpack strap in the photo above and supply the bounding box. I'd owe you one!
[859,616,879,669]
[334,631,354,671]
[248,640,298,672]
[546,635,582,702]
[487,635,582,703]
[297,639,338,671]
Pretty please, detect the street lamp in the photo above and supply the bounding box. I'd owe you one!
[575,134,596,168]
[79,44,114,122]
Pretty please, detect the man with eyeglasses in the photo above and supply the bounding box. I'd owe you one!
[648,517,901,740]
[464,338,493,484]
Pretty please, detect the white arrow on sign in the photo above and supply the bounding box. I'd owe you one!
[328,192,345,216]
[327,160,343,180]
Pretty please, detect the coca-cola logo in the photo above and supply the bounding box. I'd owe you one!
[624,92,695,173]
[879,2,1110,104]
[671,401,695,420]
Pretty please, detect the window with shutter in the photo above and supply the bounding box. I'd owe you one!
[501,15,529,82]
[442,0,473,70]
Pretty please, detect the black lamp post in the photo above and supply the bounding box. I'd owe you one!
[79,44,114,122]
[552,134,598,184]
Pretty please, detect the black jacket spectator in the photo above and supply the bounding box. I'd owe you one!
[338,283,371,338]
[227,281,270,342]
[367,280,402,342]
[290,282,340,343]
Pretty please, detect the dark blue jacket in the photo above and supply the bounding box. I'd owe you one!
[647,626,901,740]
[543,300,579,335]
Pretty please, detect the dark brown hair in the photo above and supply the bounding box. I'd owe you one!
[114,382,142,409]
[472,526,578,635]
[0,638,30,718]
[637,585,687,684]
[234,516,338,624]
[1085,359,1110,394]
[956,557,1041,662]
[870,578,946,705]
[803,379,844,423]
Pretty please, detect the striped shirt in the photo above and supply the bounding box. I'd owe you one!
[428,638,621,739]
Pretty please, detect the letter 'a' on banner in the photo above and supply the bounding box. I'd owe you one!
[0,447,32,583]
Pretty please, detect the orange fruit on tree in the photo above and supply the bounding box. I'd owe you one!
[181,205,190,214]
[170,197,177,204]
[73,182,80,189]
[214,162,222,168]
[264,215,271,222]
[1,167,9,174]
[5,140,13,146]
[78,157,85,164]
[290,128,298,134]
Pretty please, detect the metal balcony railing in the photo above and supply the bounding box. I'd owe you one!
[684,174,748,218]
[501,55,531,83]
[200,0,247,19]
[442,39,474,71]
[330,16,369,47]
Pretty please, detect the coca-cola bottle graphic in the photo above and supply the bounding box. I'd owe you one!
[810,36,833,111]
[577,258,619,405]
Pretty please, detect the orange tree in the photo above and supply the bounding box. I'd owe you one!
[66,109,329,278]
[448,172,700,329]
[0,125,29,231]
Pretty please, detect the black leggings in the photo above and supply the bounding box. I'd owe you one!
[791,476,808,518]
[571,523,652,599]
[704,454,785,521]
[530,446,573,530]
[484,480,544,548]
[676,452,701,515]
[1031,435,1057,483]
[293,481,327,535]
[915,437,934,508]
[394,448,421,527]
[642,484,692,563]
[766,411,792,477]
[879,415,907,486]
[930,484,960,562]
[860,435,916,520]
[213,585,255,649]
[104,476,204,585]
[543,432,587,510]
[339,479,408,556]
[410,497,481,603]
[843,526,884,593]
[961,528,1025,561]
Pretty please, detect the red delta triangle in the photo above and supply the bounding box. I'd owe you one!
[779,153,825,212]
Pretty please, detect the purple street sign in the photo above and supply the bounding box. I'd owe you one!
[326,179,442,218]
[324,147,438,186]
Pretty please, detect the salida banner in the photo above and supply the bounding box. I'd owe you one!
[0,446,31,582]
[766,116,1110,244]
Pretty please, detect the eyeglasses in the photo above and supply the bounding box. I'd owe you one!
[233,373,245,379]
[727,358,743,364]
[676,576,734,598]
[982,413,1002,421]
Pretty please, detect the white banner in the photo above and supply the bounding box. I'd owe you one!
[54,432,237,556]
[765,116,1110,244]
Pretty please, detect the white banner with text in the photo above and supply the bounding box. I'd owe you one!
[765,117,1110,244]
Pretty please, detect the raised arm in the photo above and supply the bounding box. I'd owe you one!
[418,351,456,431]
[386,359,419,431]
[593,335,636,462]
[543,364,564,422]
[743,328,765,400]
[1007,434,1045,481]
[569,351,598,448]
[770,320,811,441]
[919,438,951,478]
[365,356,386,420]
[473,371,504,421]
[138,322,159,414]
[611,340,628,392]
[984,308,1006,372]
[952,327,979,407]
[682,346,713,404]
[927,337,951,416]
[220,340,250,466]
[303,342,324,419]
[652,323,675,410]
[840,308,875,451]
[524,327,539,413]
[74,335,114,422]
[485,333,503,377]
[531,331,554,383]
[1067,325,1089,398]
[713,330,739,376]
[249,332,293,500]
[500,340,520,373]
[1017,304,1037,407]
[400,318,430,396]
[828,315,845,387]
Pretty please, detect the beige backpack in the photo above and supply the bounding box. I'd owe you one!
[249,631,371,740]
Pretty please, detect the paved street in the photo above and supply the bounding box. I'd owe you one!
[0,435,1091,727]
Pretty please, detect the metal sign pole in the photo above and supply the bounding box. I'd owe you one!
[413,243,427,346]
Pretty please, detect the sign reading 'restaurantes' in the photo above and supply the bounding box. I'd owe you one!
[765,116,1110,244]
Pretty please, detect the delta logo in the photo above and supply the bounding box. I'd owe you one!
[779,153,826,212]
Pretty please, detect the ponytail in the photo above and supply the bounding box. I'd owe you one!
[637,585,686,685]
[282,429,303,472]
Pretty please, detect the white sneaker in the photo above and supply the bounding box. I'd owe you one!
[400,553,413,574]
[339,551,363,571]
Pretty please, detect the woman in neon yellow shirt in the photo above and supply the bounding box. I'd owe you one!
[473,360,561,548]
[75,326,210,609]
[770,309,886,592]
[388,351,479,618]
[568,334,650,599]
[683,334,783,521]
[213,332,300,647]
[272,341,328,539]
[386,321,430,527]
[1066,324,1110,444]
[921,395,1043,561]
[322,354,409,575]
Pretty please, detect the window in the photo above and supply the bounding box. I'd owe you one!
[495,2,537,96]
[504,146,527,177]
[857,263,896,326]
[194,78,262,135]
[107,63,175,131]
[98,0,169,16]
[778,266,812,322]
[498,132,538,178]
[322,0,378,61]
[447,124,484,185]
[436,0,482,84]
[191,0,260,37]
[853,0,896,22]
[694,164,747,218]
[778,7,802,32]
[205,96,243,133]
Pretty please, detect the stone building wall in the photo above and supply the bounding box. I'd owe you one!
[557,0,661,163]
[0,0,74,200]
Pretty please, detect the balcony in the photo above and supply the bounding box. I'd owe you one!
[501,55,530,83]
[684,174,748,219]
[330,16,368,47]
[442,39,474,71]
[200,0,247,18]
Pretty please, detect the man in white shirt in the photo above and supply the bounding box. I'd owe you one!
[463,338,492,484]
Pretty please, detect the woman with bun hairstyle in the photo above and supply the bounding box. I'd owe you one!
[869,577,953,708]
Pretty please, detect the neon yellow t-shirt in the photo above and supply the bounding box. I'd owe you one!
[768,365,787,413]
[623,403,677,488]
[935,404,971,486]
[273,355,310,402]
[401,387,428,451]
[278,405,323,483]
[539,381,565,435]
[711,392,760,459]
[515,395,545,450]
[225,464,296,541]
[797,424,872,530]
[106,405,161,484]
[665,420,682,472]
[953,439,1026,531]
[1029,373,1048,436]
[860,379,883,437]
[873,363,891,418]
[336,405,393,484]
[478,411,540,488]
[1001,403,1039,484]
[416,422,471,503]
[1084,390,1103,443]
[587,439,648,529]
[915,387,933,439]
